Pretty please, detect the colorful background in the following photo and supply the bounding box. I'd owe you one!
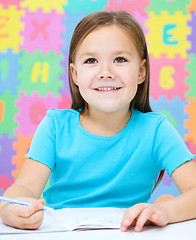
[0,0,196,204]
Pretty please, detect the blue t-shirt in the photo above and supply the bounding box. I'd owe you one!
[26,108,195,209]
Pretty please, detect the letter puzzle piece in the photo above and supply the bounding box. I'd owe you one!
[186,140,196,163]
[147,0,190,15]
[187,0,196,13]
[0,5,23,52]
[161,173,173,187]
[15,91,70,137]
[150,96,189,138]
[59,51,70,96]
[0,0,23,9]
[12,133,33,178]
[0,134,16,178]
[65,0,108,14]
[21,0,67,13]
[185,97,196,145]
[0,175,15,194]
[149,180,180,204]
[20,9,65,55]
[146,11,190,58]
[0,49,21,94]
[188,12,196,56]
[61,10,86,52]
[0,91,18,137]
[104,0,150,16]
[57,93,72,109]
[18,50,63,96]
[98,0,149,34]
[132,12,149,35]
[59,50,70,96]
[155,195,174,204]
[149,54,189,100]
[186,54,196,100]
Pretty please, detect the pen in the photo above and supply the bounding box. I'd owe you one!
[0,196,53,211]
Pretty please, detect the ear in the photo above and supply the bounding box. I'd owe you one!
[70,63,78,86]
[138,59,146,84]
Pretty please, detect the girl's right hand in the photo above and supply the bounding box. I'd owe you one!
[0,198,45,230]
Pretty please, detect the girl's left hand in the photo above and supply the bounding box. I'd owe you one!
[121,203,169,232]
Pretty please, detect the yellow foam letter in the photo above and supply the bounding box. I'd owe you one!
[160,66,175,89]
[31,61,49,83]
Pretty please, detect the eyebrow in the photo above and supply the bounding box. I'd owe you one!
[113,51,133,56]
[79,52,98,59]
[79,51,132,59]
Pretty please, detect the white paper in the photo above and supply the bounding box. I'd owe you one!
[0,207,126,234]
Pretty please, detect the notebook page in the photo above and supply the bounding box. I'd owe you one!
[0,207,126,234]
[0,209,67,234]
[53,207,126,231]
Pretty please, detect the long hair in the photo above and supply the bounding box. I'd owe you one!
[68,10,152,113]
[68,10,164,190]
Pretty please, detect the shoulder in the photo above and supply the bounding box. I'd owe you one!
[132,109,167,128]
[46,108,79,121]
[43,108,80,130]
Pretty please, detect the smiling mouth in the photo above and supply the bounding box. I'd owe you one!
[94,87,122,91]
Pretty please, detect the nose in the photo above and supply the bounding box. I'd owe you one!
[97,63,114,80]
[98,74,113,80]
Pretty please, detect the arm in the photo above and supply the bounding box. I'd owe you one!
[121,160,196,232]
[0,158,51,229]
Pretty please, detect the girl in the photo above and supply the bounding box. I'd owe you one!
[0,11,196,232]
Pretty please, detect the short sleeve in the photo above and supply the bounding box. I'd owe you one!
[25,110,56,171]
[153,116,195,176]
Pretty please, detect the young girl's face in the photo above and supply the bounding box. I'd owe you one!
[70,25,146,114]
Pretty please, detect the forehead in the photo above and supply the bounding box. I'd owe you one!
[76,25,137,55]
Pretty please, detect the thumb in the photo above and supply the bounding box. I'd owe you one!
[33,199,45,211]
[19,199,45,217]
[36,199,45,205]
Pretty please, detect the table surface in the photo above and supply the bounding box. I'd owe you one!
[0,219,195,240]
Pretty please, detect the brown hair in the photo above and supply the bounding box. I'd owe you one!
[68,10,164,190]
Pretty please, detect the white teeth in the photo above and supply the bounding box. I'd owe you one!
[97,87,118,91]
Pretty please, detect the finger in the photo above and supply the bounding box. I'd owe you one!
[21,219,43,230]
[37,199,45,205]
[12,208,44,230]
[20,210,44,230]
[121,203,149,231]
[135,208,154,232]
[18,201,44,218]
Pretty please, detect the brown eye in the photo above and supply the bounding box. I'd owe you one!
[114,57,127,63]
[85,58,97,64]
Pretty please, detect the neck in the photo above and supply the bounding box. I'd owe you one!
[80,107,131,137]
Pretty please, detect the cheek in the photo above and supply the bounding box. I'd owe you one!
[123,70,139,85]
[77,70,94,88]
[76,74,90,97]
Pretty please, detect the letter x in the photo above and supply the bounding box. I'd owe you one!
[30,19,50,40]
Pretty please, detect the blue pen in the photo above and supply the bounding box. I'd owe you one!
[0,196,53,211]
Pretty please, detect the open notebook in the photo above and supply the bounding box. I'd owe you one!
[0,207,126,234]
